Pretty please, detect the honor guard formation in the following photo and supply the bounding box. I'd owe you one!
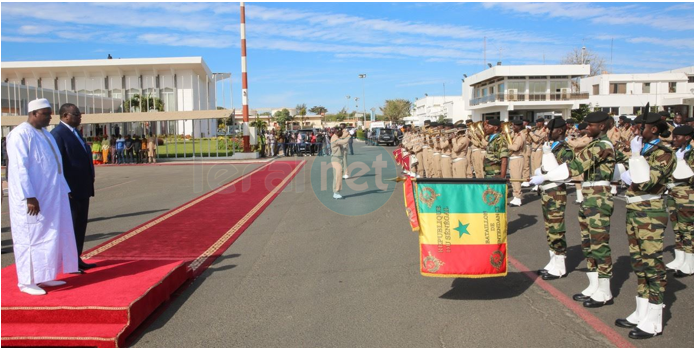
[398,111,694,340]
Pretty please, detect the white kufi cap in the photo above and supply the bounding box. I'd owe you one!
[27,98,51,113]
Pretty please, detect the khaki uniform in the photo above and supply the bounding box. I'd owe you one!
[469,128,487,178]
[528,127,547,175]
[522,128,532,178]
[439,135,453,178]
[330,134,350,193]
[452,133,470,178]
[432,135,442,178]
[508,130,526,199]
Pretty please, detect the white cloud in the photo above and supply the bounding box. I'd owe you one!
[138,33,235,49]
[628,37,694,49]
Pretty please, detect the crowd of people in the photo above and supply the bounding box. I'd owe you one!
[257,127,356,158]
[398,111,693,340]
[86,134,158,165]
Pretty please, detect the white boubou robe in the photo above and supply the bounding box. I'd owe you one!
[7,122,78,286]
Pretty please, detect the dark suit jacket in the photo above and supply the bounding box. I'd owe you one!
[51,123,95,199]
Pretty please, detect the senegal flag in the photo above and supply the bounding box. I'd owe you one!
[414,179,508,278]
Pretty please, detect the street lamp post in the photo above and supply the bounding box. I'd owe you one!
[359,74,366,127]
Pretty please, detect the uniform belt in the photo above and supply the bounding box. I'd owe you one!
[441,154,451,158]
[582,181,611,187]
[540,182,561,191]
[509,156,524,160]
[626,194,662,204]
[433,152,441,156]
[471,148,481,152]
[452,157,466,163]
[667,182,685,189]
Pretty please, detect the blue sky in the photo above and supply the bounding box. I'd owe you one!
[2,2,693,114]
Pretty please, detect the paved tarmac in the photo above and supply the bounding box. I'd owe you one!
[1,142,692,347]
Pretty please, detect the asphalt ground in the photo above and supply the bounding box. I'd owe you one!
[1,142,692,348]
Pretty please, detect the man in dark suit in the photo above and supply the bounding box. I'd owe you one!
[51,103,96,271]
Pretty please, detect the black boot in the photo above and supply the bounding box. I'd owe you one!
[628,328,661,339]
[615,319,637,329]
[572,293,591,302]
[583,297,614,308]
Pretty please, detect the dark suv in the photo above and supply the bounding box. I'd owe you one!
[374,128,396,146]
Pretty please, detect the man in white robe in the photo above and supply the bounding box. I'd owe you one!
[6,98,78,295]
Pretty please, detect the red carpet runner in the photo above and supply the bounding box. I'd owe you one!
[1,160,305,347]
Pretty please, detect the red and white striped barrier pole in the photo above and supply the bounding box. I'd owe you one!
[240,1,251,152]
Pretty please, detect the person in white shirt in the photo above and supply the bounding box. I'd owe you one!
[6,98,78,295]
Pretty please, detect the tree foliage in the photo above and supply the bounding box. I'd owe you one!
[560,47,607,76]
[273,108,293,128]
[309,105,327,115]
[571,104,591,122]
[124,94,164,112]
[380,99,412,122]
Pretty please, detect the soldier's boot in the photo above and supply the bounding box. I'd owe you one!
[629,303,663,339]
[583,278,614,308]
[665,250,685,271]
[674,252,694,277]
[537,250,555,275]
[616,297,649,328]
[542,254,567,280]
[573,272,599,301]
[509,197,522,207]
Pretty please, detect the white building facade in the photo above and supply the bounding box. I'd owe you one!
[581,66,694,117]
[406,95,468,126]
[463,64,591,122]
[1,57,232,138]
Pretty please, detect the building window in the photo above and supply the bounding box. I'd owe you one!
[643,83,650,94]
[482,88,488,96]
[688,76,694,83]
[601,107,619,115]
[550,81,569,93]
[498,83,504,94]
[668,82,677,93]
[162,88,175,112]
[529,81,546,93]
[610,83,626,94]
[592,85,599,95]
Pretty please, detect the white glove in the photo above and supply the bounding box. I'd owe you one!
[630,136,643,155]
[529,175,545,185]
[533,167,543,177]
[620,171,632,185]
[542,143,552,154]
[676,149,685,160]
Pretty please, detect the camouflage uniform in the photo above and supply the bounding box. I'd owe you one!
[667,146,694,254]
[541,141,574,255]
[484,133,509,177]
[568,134,616,278]
[625,140,675,304]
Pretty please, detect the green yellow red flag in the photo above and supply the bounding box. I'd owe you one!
[412,179,508,278]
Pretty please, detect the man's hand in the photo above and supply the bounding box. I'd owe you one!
[529,175,545,185]
[26,197,40,216]
[598,148,614,160]
[630,136,643,155]
[676,149,686,160]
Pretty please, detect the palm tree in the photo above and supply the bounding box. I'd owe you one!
[124,93,164,112]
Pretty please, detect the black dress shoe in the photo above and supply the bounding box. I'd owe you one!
[615,318,637,329]
[583,297,614,308]
[71,269,86,275]
[673,270,693,278]
[541,272,566,280]
[79,261,97,270]
[537,269,548,275]
[628,328,661,339]
[573,293,591,301]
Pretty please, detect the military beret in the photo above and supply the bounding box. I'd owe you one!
[512,120,524,126]
[673,125,694,136]
[577,122,588,131]
[547,117,566,129]
[429,122,439,127]
[659,111,671,117]
[619,115,628,121]
[465,120,472,124]
[446,123,455,128]
[687,117,694,123]
[565,118,576,124]
[636,112,661,124]
[585,111,610,123]
[423,119,431,125]
[487,119,501,126]
[536,118,545,123]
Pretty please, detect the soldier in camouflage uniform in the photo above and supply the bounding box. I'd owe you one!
[564,112,617,308]
[529,118,574,280]
[483,119,509,178]
[614,113,675,339]
[665,125,694,277]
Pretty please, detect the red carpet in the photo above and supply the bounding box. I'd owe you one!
[1,160,305,347]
